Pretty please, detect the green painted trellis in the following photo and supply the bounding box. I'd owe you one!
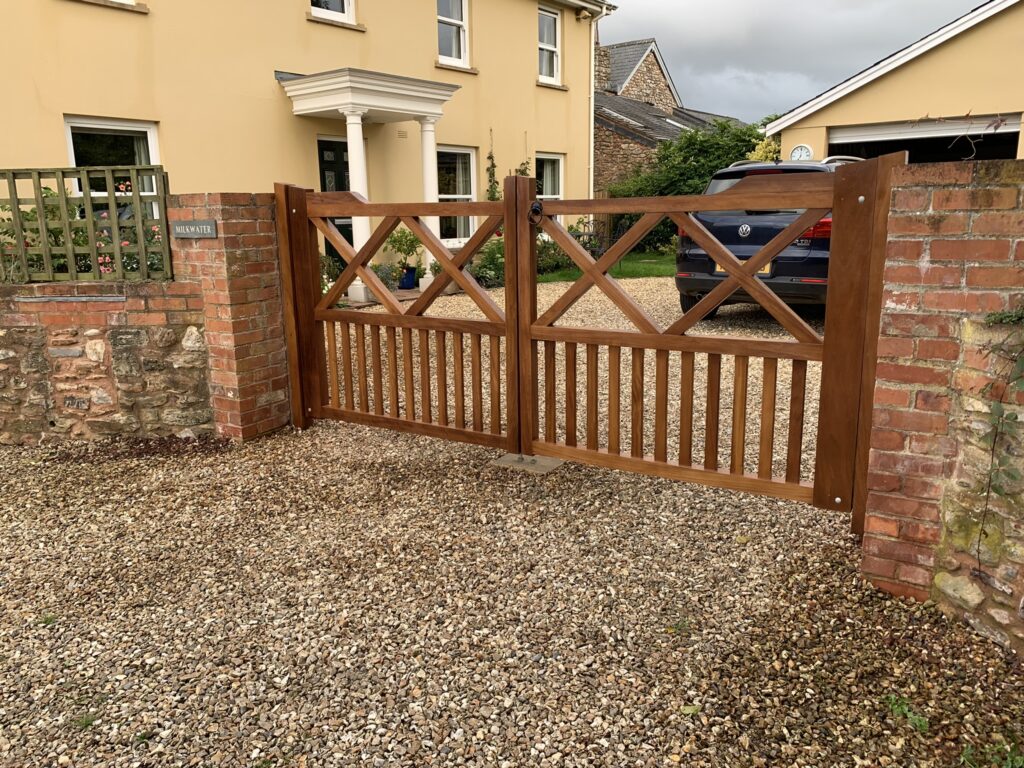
[0,165,172,283]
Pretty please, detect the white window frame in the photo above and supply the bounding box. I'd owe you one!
[64,115,160,198]
[437,145,477,247]
[535,152,564,201]
[310,0,355,25]
[437,0,469,68]
[537,6,561,85]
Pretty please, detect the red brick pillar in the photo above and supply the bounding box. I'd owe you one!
[168,193,290,440]
[862,160,1024,651]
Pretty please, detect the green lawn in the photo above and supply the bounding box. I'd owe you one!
[536,250,676,283]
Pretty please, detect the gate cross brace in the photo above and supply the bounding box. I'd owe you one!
[666,211,826,343]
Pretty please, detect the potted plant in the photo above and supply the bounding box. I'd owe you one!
[428,257,463,295]
[385,226,422,290]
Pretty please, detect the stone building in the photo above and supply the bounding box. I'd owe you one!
[594,38,743,194]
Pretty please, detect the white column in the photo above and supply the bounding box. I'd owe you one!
[343,109,371,249]
[419,116,440,268]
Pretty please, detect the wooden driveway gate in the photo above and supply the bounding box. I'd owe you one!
[276,154,903,531]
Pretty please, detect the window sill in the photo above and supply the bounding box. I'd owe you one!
[63,0,149,13]
[537,80,568,92]
[306,13,366,32]
[435,61,479,75]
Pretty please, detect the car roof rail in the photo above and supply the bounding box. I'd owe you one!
[822,155,864,164]
[727,159,769,168]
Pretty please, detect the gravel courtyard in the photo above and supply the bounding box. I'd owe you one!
[1,280,1021,767]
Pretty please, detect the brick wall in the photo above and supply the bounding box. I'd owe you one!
[0,192,289,444]
[863,160,1024,652]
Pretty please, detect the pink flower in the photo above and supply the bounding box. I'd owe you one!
[121,241,130,246]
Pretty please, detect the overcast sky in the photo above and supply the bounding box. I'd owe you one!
[599,0,984,123]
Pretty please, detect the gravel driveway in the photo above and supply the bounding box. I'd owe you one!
[1,279,1021,767]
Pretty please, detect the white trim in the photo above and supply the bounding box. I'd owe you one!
[437,145,477,247]
[437,0,470,68]
[538,6,562,86]
[766,0,1022,136]
[309,0,355,25]
[535,152,564,200]
[281,67,460,123]
[64,115,160,166]
[828,114,1022,144]
[616,41,682,109]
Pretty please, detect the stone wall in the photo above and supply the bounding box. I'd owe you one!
[0,282,209,442]
[862,160,1024,653]
[618,51,678,113]
[0,192,289,444]
[593,122,658,195]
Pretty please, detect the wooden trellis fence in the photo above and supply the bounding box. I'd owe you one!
[0,166,171,283]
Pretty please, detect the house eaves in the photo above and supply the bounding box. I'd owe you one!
[766,0,1022,136]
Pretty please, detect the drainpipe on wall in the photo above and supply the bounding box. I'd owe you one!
[588,5,610,199]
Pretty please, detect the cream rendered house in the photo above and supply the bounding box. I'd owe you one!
[2,0,612,250]
[767,0,1024,163]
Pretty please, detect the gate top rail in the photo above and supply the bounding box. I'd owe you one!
[307,196,503,218]
[545,172,835,214]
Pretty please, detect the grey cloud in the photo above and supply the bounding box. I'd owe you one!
[599,0,983,122]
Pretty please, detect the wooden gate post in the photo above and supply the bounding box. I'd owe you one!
[813,153,906,522]
[513,176,539,454]
[502,176,522,453]
[274,183,324,429]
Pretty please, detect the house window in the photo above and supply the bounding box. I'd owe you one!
[438,0,468,67]
[437,147,476,244]
[535,153,563,201]
[538,7,560,84]
[310,0,355,24]
[65,116,159,194]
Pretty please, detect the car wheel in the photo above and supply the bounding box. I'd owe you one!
[679,293,718,320]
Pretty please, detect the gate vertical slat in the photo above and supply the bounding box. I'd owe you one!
[758,358,778,479]
[813,153,905,515]
[705,354,722,470]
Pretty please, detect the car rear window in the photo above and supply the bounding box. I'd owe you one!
[705,168,825,215]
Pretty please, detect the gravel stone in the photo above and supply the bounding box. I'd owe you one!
[1,279,1021,766]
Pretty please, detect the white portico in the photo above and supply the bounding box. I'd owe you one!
[280,68,459,254]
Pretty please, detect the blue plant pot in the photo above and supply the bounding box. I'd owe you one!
[399,266,418,290]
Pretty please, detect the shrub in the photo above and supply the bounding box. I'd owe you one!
[536,235,573,274]
[468,238,505,288]
[371,262,402,291]
[609,119,765,247]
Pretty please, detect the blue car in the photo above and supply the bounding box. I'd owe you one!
[675,157,861,316]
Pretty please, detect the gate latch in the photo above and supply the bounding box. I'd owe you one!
[528,201,544,225]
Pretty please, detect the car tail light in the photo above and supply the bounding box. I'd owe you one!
[801,216,832,240]
[677,223,686,237]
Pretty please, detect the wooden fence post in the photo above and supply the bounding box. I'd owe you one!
[514,176,538,454]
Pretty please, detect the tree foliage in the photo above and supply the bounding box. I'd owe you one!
[609,120,764,200]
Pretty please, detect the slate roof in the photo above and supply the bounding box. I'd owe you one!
[595,92,745,146]
[604,38,656,93]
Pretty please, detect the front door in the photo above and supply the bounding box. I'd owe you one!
[317,140,353,267]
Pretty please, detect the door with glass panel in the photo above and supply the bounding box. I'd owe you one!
[317,139,353,268]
